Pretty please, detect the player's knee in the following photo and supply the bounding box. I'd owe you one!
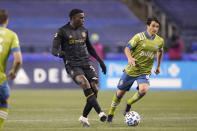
[5,98,10,104]
[75,75,90,89]
[139,83,149,94]
[0,99,9,108]
[90,82,99,95]
[139,87,148,94]
[117,89,125,98]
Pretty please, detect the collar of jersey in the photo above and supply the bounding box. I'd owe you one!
[145,31,156,40]
[67,22,79,30]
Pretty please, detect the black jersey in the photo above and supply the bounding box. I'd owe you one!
[52,23,93,66]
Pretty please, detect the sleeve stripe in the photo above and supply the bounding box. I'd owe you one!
[142,33,146,40]
[127,43,134,50]
[138,34,142,40]
[11,47,21,53]
[140,33,144,40]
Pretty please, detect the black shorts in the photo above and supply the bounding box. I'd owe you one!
[65,64,98,83]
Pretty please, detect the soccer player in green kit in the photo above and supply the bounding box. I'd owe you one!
[107,17,164,123]
[0,10,22,128]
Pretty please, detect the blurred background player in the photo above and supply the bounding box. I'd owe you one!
[52,9,107,127]
[0,9,22,129]
[168,34,183,60]
[107,17,164,123]
[90,33,104,61]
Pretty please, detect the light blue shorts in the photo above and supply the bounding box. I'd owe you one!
[0,81,10,101]
[117,71,150,91]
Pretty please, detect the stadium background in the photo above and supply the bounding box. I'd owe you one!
[1,0,197,130]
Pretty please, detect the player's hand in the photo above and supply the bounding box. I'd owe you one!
[154,67,160,75]
[7,70,16,80]
[128,57,137,66]
[99,61,106,74]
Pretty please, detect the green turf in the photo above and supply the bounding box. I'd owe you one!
[3,90,197,131]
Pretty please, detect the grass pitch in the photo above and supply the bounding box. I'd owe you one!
[4,90,197,131]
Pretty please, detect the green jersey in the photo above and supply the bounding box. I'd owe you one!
[0,26,20,85]
[125,31,164,77]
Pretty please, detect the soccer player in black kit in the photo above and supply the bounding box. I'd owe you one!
[52,9,107,127]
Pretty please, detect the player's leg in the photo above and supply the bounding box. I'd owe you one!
[0,81,10,129]
[90,82,106,122]
[75,75,105,123]
[82,65,106,122]
[107,89,125,123]
[65,66,91,126]
[107,72,135,123]
[75,74,95,126]
[124,75,150,115]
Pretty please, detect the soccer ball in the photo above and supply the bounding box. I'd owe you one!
[125,111,140,126]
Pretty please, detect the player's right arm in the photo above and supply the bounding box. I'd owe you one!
[52,29,65,58]
[125,34,140,66]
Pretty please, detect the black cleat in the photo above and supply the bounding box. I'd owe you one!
[123,104,131,116]
[99,112,107,122]
[107,114,114,123]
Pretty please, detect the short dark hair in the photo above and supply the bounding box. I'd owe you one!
[0,9,8,24]
[69,9,83,19]
[146,17,160,26]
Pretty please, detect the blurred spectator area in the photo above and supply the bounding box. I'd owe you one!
[153,0,197,53]
[0,0,144,54]
[1,0,197,60]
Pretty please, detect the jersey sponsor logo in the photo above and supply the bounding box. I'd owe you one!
[69,39,86,44]
[139,51,154,59]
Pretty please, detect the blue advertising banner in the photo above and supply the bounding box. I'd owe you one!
[100,60,197,90]
[7,54,197,90]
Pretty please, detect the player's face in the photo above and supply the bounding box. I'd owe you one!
[147,21,160,36]
[73,13,84,27]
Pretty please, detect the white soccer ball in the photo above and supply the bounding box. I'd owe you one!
[125,111,141,126]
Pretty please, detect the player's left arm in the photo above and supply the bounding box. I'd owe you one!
[155,40,164,75]
[86,32,106,74]
[8,33,23,80]
[8,51,22,80]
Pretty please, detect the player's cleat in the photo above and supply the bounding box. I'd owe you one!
[78,116,90,127]
[99,112,107,122]
[123,104,131,116]
[106,114,114,123]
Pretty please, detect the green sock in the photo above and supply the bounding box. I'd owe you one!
[127,91,145,105]
[0,108,8,129]
[109,94,121,115]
